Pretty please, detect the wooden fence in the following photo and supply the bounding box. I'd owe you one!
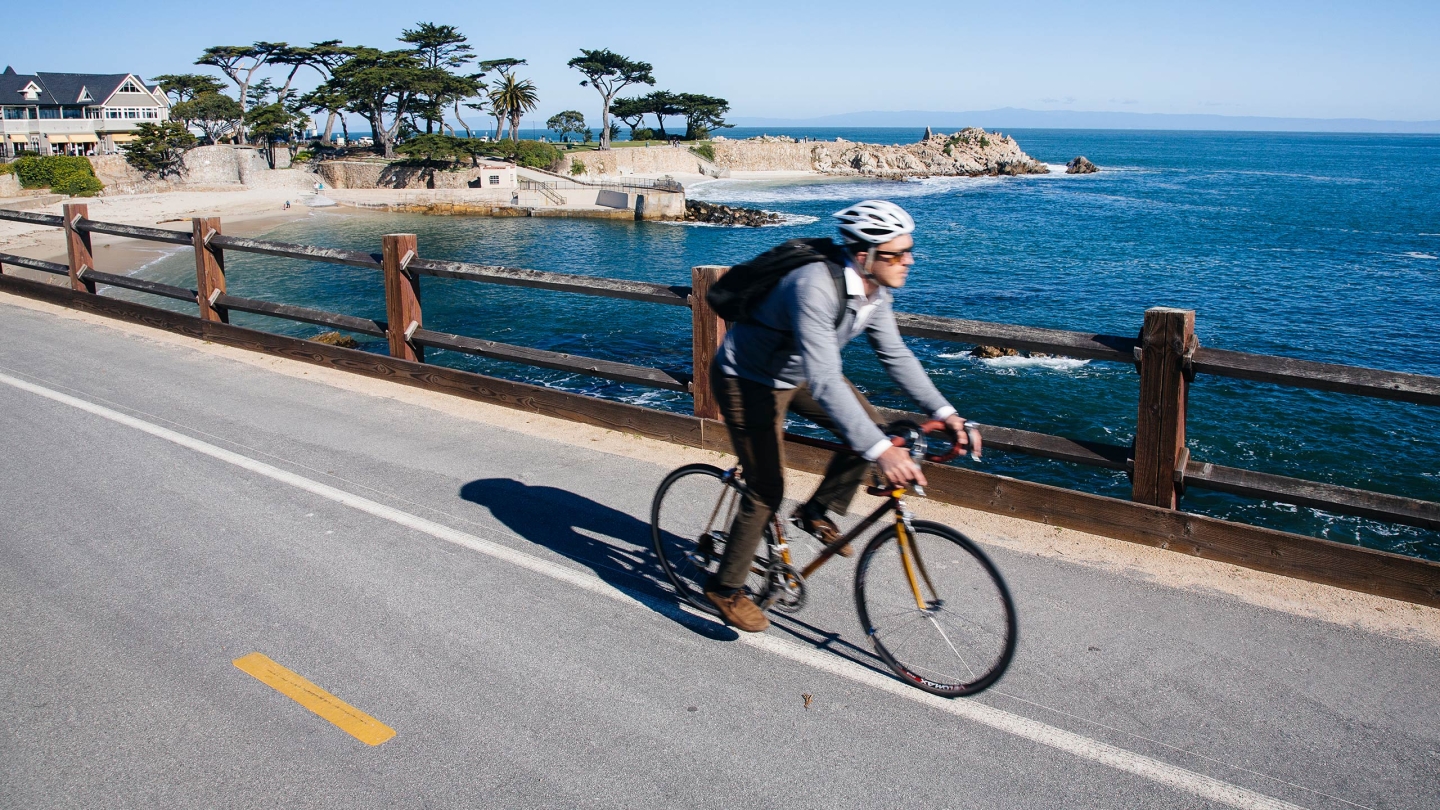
[2,202,1438,607]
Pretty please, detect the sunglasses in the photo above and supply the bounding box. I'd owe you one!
[872,248,914,264]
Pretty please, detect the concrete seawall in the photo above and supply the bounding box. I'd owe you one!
[565,146,722,179]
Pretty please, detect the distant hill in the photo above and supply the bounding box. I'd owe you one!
[730,108,1440,134]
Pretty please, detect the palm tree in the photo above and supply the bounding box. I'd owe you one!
[491,74,539,142]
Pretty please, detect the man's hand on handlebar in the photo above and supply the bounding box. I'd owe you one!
[943,414,982,460]
[877,445,928,488]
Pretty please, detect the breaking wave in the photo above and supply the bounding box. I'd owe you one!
[937,351,1091,372]
[690,175,1004,205]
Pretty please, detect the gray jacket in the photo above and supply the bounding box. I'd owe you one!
[717,260,955,460]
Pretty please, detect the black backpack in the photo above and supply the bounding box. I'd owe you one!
[706,238,850,328]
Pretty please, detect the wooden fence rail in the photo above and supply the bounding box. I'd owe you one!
[1,204,1437,599]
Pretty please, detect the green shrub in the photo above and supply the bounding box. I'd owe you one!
[476,139,563,171]
[630,127,654,141]
[291,149,312,163]
[12,155,102,194]
[979,135,990,148]
[570,159,586,176]
[690,142,715,161]
[51,164,103,196]
[121,122,196,177]
[0,162,15,176]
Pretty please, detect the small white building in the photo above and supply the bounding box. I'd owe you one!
[0,67,170,158]
[472,161,516,190]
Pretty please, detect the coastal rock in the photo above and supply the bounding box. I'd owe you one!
[971,345,1021,359]
[1066,156,1098,174]
[311,331,359,348]
[685,200,783,227]
[710,127,1049,178]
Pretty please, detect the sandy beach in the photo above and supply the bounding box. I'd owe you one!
[0,188,333,281]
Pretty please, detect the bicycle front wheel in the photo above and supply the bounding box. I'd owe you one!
[855,520,1017,696]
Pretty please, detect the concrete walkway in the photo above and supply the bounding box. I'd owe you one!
[1,295,1436,809]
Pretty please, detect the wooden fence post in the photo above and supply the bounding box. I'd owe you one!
[62,203,95,294]
[192,216,227,322]
[1132,306,1195,508]
[382,233,423,362]
[690,265,728,419]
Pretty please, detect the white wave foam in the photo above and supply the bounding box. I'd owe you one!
[983,356,1090,371]
[690,175,1004,205]
[1404,252,1438,260]
[938,351,1091,372]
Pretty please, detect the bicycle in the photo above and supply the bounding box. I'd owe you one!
[651,420,1018,696]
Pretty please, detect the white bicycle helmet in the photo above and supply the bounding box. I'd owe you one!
[833,200,915,245]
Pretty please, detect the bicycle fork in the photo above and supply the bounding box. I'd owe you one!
[894,499,941,612]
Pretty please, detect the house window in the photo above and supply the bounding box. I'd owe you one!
[117,79,145,94]
[3,107,28,120]
[489,175,500,185]
[104,107,158,120]
[38,108,60,119]
[62,107,83,119]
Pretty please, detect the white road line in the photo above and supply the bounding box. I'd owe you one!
[1,371,1307,810]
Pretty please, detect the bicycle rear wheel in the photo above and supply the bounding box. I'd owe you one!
[651,464,770,615]
[854,520,1017,696]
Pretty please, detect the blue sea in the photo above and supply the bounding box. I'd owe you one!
[117,129,1440,560]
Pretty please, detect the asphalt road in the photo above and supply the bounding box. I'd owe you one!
[1,298,1437,809]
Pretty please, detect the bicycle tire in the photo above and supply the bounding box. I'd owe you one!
[651,464,772,615]
[854,520,1017,696]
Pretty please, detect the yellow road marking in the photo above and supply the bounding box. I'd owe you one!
[232,653,396,746]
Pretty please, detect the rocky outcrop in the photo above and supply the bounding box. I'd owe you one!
[685,200,782,227]
[709,128,1049,178]
[311,331,360,348]
[1066,156,1098,174]
[971,345,1021,359]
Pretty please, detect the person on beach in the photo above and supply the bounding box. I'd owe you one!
[705,200,979,632]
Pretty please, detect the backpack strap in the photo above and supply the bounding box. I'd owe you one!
[824,260,849,329]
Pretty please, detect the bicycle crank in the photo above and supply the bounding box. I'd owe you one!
[757,561,808,614]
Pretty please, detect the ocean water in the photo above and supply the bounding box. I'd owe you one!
[116,130,1440,560]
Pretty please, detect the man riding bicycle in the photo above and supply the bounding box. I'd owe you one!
[707,199,979,632]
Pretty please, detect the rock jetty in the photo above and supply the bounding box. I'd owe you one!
[710,128,1049,178]
[685,200,784,227]
[1066,156,1099,174]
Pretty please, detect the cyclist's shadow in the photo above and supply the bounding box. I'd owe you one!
[458,478,737,641]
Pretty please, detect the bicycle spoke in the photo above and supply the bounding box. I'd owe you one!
[927,615,979,681]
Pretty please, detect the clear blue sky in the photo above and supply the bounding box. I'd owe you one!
[10,0,1439,123]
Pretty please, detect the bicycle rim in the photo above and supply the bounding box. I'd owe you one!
[854,520,1017,696]
[651,464,770,615]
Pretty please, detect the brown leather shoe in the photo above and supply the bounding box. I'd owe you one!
[705,589,770,633]
[796,511,853,557]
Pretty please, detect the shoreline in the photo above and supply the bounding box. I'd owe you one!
[0,188,336,281]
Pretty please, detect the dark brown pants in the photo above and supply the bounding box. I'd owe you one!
[711,362,884,590]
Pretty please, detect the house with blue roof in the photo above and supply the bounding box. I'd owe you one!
[1,66,170,158]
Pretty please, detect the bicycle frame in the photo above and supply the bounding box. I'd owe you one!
[739,474,937,610]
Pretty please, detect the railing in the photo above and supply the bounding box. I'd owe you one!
[2,203,1437,606]
[517,179,567,206]
[522,166,684,194]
